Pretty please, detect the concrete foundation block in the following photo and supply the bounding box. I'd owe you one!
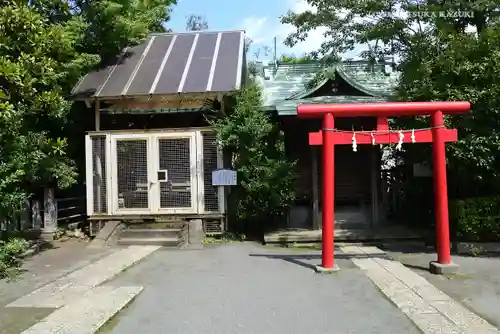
[315,264,340,274]
[188,219,204,249]
[40,231,55,242]
[429,261,459,275]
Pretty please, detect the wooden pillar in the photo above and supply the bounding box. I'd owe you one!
[95,100,100,131]
[311,146,319,230]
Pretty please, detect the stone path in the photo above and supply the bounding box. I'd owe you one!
[0,240,116,334]
[98,244,421,334]
[21,286,143,334]
[342,245,500,334]
[4,242,500,334]
[385,245,500,329]
[4,245,160,334]
[7,245,159,308]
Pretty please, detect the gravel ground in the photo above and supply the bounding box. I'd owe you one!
[385,244,500,329]
[101,243,420,334]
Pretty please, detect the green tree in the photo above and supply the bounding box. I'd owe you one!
[0,0,177,222]
[281,0,500,194]
[210,80,296,232]
[185,13,208,31]
[0,3,95,218]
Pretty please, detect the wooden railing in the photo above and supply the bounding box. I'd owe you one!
[0,188,86,235]
[54,197,86,229]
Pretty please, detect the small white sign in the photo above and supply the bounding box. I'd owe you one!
[212,169,237,186]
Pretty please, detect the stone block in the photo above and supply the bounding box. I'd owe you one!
[187,219,204,249]
[429,261,459,275]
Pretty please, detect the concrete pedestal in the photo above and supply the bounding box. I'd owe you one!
[186,219,204,249]
[429,261,459,275]
[315,264,340,274]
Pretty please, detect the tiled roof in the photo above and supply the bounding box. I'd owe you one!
[255,63,324,106]
[275,95,389,115]
[72,30,245,99]
[257,61,400,107]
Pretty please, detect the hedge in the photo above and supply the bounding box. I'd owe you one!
[450,197,500,242]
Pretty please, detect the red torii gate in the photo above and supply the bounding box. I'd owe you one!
[297,101,471,274]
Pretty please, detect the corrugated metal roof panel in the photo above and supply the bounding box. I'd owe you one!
[97,42,149,97]
[125,35,174,96]
[71,30,246,99]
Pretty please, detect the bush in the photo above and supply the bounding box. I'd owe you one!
[211,80,296,233]
[0,238,30,280]
[450,197,500,242]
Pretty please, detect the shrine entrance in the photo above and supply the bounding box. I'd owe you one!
[297,101,471,274]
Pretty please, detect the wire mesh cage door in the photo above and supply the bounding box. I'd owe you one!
[154,133,197,213]
[111,135,151,214]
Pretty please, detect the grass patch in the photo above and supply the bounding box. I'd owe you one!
[1,238,30,281]
[203,232,246,245]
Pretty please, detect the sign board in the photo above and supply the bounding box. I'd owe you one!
[212,169,237,186]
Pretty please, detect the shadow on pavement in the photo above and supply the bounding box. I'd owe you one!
[249,252,390,271]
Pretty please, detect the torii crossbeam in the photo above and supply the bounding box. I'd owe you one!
[297,101,471,274]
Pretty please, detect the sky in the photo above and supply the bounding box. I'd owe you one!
[166,0,365,61]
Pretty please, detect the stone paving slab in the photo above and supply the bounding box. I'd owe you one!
[342,246,500,334]
[20,286,143,334]
[7,246,159,308]
[384,248,500,328]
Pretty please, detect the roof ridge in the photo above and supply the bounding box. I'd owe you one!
[149,29,245,37]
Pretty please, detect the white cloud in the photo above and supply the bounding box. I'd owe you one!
[240,17,269,44]
[240,0,366,60]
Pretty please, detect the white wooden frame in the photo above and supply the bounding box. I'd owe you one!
[85,134,113,216]
[153,132,198,214]
[109,133,153,215]
[86,129,224,216]
[85,135,93,216]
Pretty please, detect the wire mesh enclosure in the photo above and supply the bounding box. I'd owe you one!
[158,138,192,208]
[202,132,219,212]
[116,139,149,209]
[91,135,107,213]
[86,129,223,216]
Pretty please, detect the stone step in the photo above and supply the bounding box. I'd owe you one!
[120,228,184,239]
[117,237,183,247]
[126,222,187,229]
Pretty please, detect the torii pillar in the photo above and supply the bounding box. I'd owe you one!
[297,101,470,274]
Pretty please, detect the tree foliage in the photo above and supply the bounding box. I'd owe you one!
[185,13,208,31]
[211,80,296,230]
[0,0,177,221]
[282,0,500,195]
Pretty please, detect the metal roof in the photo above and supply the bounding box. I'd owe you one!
[71,30,245,99]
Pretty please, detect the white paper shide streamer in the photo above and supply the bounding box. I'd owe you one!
[396,130,404,151]
[352,132,357,152]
